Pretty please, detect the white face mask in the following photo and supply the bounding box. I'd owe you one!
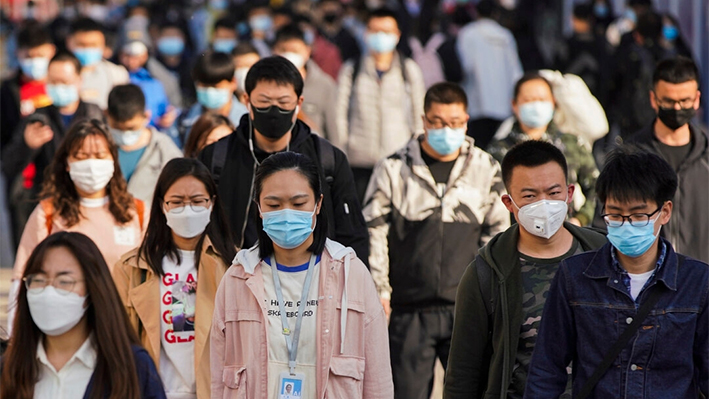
[27,286,88,336]
[68,159,115,195]
[279,52,306,69]
[511,196,568,239]
[164,205,212,238]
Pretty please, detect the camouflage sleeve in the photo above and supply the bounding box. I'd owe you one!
[363,159,394,300]
[485,138,510,166]
[568,136,599,226]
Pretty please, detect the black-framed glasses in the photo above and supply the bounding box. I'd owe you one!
[23,274,84,294]
[653,91,696,110]
[601,206,662,227]
[164,197,212,213]
[424,116,467,130]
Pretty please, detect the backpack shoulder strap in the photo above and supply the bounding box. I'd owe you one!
[475,256,494,316]
[133,198,145,230]
[40,199,54,235]
[315,135,336,186]
[210,136,230,186]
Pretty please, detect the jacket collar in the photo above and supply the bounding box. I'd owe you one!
[231,238,352,276]
[630,122,708,167]
[582,238,678,291]
[403,134,474,192]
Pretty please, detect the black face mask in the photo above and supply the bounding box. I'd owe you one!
[323,12,339,24]
[657,106,695,130]
[250,104,297,139]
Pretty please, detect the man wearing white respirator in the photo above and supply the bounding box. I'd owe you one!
[272,24,338,144]
[364,82,510,399]
[106,84,181,204]
[444,140,606,399]
[488,73,599,227]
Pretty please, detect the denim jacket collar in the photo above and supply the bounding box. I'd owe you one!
[583,238,678,291]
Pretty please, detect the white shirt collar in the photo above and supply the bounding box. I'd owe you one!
[37,335,97,371]
[80,196,109,208]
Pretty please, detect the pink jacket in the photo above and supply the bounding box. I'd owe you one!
[210,239,394,399]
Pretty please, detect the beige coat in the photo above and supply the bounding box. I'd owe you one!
[112,237,229,399]
[211,239,394,399]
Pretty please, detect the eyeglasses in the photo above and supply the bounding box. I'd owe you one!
[23,274,83,295]
[653,92,696,110]
[424,116,467,130]
[601,206,662,227]
[164,197,212,213]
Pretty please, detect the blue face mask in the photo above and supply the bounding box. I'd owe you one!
[624,8,637,24]
[303,29,315,46]
[518,101,555,129]
[110,127,143,147]
[663,25,679,41]
[46,84,79,107]
[607,217,660,258]
[366,32,399,54]
[157,37,185,56]
[249,15,273,33]
[260,205,317,249]
[73,47,103,66]
[426,127,466,156]
[213,38,238,54]
[594,3,609,18]
[20,57,49,80]
[196,87,231,110]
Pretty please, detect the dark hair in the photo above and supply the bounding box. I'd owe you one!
[214,17,237,33]
[596,146,677,207]
[366,7,399,26]
[192,51,235,85]
[1,232,141,399]
[69,17,104,36]
[184,113,233,158]
[635,11,662,40]
[107,84,146,122]
[476,0,497,18]
[40,120,136,227]
[244,56,304,97]
[139,158,236,275]
[424,82,468,112]
[501,140,568,188]
[274,23,306,46]
[513,72,553,101]
[17,20,53,49]
[573,3,594,20]
[49,51,82,75]
[253,152,327,259]
[232,41,260,57]
[653,56,700,86]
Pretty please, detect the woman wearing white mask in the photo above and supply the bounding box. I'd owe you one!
[1,232,166,399]
[10,119,148,331]
[487,72,599,227]
[211,151,393,399]
[112,158,236,399]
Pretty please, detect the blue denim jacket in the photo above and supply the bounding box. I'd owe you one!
[525,239,709,399]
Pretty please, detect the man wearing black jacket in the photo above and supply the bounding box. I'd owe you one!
[625,56,708,263]
[198,56,368,261]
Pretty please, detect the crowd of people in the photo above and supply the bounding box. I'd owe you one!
[0,0,707,398]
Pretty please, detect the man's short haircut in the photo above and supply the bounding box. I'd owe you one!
[69,18,104,36]
[214,17,236,32]
[192,51,236,85]
[635,11,662,40]
[501,140,568,188]
[573,3,594,20]
[107,84,146,122]
[513,72,553,100]
[596,146,677,207]
[366,8,399,26]
[653,56,700,86]
[476,0,497,18]
[424,82,468,113]
[274,24,306,47]
[49,51,82,75]
[244,56,304,97]
[232,41,259,57]
[17,20,54,49]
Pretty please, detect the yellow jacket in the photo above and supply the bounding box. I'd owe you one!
[113,237,229,399]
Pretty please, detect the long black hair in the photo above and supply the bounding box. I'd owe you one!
[138,158,236,274]
[253,151,328,259]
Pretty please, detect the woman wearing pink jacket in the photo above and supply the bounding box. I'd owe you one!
[210,151,393,399]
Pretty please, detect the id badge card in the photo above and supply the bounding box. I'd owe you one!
[278,371,305,399]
